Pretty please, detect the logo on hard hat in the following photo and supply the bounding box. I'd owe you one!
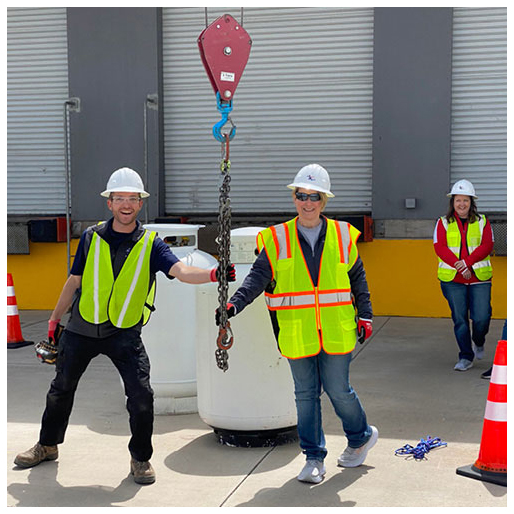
[307,174,315,181]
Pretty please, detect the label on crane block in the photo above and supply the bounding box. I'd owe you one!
[220,71,235,82]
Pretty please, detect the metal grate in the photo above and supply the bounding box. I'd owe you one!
[7,222,30,254]
[490,220,506,256]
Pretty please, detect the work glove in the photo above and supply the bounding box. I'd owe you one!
[357,318,373,344]
[48,319,62,344]
[215,303,236,326]
[210,263,236,283]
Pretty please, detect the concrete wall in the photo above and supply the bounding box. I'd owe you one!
[66,7,162,222]
[372,7,453,221]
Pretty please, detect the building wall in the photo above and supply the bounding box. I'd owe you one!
[7,8,507,321]
[372,7,453,222]
[7,240,507,319]
[66,7,162,222]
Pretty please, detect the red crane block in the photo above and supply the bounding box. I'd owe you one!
[198,14,252,101]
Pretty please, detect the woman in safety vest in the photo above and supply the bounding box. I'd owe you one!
[14,167,235,485]
[433,179,494,372]
[216,164,378,484]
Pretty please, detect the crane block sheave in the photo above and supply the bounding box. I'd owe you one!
[198,13,252,102]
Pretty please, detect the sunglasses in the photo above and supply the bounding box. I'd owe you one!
[295,192,322,202]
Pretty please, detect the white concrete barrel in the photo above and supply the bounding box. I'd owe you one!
[142,224,218,414]
[196,227,297,446]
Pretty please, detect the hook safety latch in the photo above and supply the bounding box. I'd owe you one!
[213,92,236,142]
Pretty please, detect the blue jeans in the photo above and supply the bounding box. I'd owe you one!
[288,349,371,461]
[440,281,492,361]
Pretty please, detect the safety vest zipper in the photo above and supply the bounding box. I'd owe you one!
[314,286,321,331]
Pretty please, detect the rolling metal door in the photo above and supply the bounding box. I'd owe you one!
[7,7,69,215]
[450,7,507,213]
[162,7,374,215]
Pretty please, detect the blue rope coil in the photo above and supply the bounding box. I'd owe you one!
[395,436,447,460]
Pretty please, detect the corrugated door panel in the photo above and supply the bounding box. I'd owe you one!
[450,7,506,212]
[162,7,374,215]
[7,7,69,215]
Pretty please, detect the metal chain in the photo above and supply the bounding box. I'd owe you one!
[215,135,233,371]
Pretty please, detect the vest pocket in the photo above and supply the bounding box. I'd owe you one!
[275,258,295,291]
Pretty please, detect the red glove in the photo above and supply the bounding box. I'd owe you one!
[210,263,236,283]
[357,318,372,344]
[48,319,61,343]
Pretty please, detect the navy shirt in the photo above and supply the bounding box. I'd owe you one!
[70,219,180,278]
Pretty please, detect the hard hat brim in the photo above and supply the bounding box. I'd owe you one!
[101,187,150,198]
[446,192,477,199]
[287,183,335,198]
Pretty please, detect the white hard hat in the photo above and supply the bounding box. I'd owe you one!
[287,164,335,197]
[447,179,477,199]
[101,167,150,198]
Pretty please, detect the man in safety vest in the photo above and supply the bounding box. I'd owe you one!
[14,167,235,484]
[216,164,378,484]
[433,179,494,371]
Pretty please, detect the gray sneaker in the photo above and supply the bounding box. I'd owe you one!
[130,458,156,484]
[454,359,473,371]
[297,459,326,483]
[338,426,379,468]
[473,344,485,360]
[14,443,58,468]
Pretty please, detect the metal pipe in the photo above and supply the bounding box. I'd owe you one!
[144,94,158,224]
[63,97,80,276]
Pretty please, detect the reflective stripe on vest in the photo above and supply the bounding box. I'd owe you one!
[265,289,353,310]
[257,218,360,358]
[79,230,156,328]
[437,215,492,281]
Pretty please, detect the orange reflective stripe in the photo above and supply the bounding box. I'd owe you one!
[265,288,352,310]
[257,232,275,280]
[284,222,291,259]
[270,225,280,261]
[335,221,345,263]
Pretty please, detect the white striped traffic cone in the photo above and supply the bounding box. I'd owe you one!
[7,273,33,349]
[456,339,507,486]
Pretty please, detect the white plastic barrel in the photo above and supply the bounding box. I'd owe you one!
[196,227,297,446]
[142,224,218,414]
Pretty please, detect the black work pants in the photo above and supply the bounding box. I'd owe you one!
[39,328,154,462]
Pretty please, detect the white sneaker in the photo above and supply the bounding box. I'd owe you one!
[454,358,473,371]
[297,459,326,483]
[338,426,378,468]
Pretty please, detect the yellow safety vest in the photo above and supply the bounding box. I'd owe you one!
[79,229,157,328]
[437,215,492,282]
[257,217,361,359]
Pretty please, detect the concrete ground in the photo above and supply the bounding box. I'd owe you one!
[6,311,507,507]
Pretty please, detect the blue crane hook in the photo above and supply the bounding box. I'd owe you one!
[213,92,236,143]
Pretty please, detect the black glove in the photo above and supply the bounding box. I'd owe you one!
[218,263,236,282]
[215,303,236,326]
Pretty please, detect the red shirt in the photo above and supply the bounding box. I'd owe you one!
[433,216,494,284]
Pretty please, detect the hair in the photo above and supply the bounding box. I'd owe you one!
[445,195,480,223]
[293,188,328,212]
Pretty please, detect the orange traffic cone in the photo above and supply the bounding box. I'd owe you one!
[456,339,507,486]
[7,273,33,349]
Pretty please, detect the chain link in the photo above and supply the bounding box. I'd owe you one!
[215,136,232,371]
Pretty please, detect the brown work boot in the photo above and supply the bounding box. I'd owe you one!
[130,458,155,484]
[14,443,58,468]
